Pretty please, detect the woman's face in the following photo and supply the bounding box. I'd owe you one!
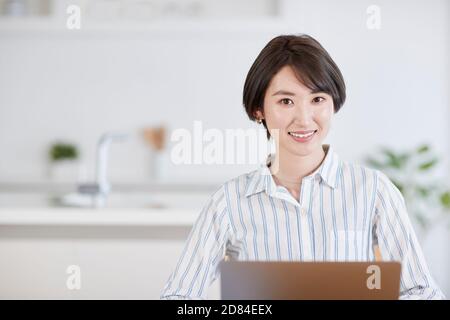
[256,65,334,158]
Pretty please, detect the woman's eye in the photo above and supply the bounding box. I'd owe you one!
[280,98,294,105]
[312,97,325,103]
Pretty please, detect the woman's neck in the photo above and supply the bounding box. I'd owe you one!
[270,145,327,186]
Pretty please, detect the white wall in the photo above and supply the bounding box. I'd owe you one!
[1,0,448,184]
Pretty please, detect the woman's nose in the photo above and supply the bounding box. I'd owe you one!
[293,103,313,125]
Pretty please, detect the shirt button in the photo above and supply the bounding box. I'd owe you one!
[301,207,307,216]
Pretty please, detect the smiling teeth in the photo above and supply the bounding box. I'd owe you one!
[290,131,315,138]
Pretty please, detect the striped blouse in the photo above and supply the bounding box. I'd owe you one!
[160,144,445,300]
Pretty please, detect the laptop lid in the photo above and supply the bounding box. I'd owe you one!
[220,261,401,300]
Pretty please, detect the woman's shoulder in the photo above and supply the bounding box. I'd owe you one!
[336,159,377,181]
[338,160,385,186]
[339,160,401,199]
[210,169,260,201]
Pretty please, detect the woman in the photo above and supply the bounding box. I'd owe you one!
[161,34,444,300]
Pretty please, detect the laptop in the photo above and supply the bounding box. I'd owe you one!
[220,261,401,300]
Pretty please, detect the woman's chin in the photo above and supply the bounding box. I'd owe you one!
[280,139,322,157]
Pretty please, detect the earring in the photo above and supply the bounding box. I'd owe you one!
[257,118,263,124]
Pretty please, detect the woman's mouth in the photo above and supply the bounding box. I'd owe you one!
[288,130,318,143]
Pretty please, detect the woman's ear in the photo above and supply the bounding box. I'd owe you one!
[253,109,264,120]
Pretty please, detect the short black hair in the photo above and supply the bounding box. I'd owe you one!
[243,34,346,139]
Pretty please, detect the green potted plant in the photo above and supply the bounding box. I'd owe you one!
[365,143,450,239]
[48,142,81,182]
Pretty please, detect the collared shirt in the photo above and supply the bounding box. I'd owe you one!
[161,144,445,300]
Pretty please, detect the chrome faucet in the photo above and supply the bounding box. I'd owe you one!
[78,132,128,208]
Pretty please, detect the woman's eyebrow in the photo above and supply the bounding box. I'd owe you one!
[271,89,327,96]
[271,90,296,96]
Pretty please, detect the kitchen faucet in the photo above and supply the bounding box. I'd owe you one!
[77,132,128,208]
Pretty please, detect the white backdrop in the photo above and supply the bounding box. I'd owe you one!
[0,0,449,296]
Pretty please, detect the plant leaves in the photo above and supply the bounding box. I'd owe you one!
[381,148,403,169]
[49,143,78,161]
[440,191,450,210]
[418,158,438,171]
[416,186,430,198]
[416,144,430,154]
[398,153,410,166]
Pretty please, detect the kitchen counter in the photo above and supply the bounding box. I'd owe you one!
[0,190,211,227]
[0,190,212,299]
[0,208,199,227]
[0,181,219,193]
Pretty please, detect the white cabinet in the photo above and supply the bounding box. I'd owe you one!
[0,223,220,299]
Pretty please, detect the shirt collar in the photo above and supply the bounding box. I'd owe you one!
[244,144,341,197]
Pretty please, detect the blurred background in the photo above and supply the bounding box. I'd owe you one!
[0,0,448,299]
